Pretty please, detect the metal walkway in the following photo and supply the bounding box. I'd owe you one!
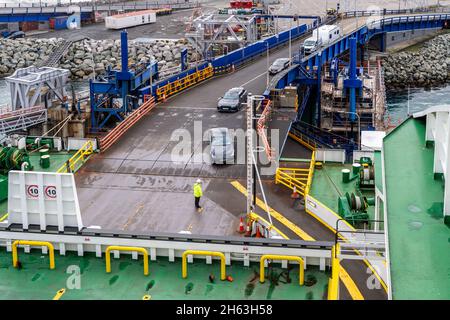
[37,40,73,68]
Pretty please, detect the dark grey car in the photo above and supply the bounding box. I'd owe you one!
[217,87,247,112]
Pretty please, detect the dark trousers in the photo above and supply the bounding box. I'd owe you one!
[195,197,201,208]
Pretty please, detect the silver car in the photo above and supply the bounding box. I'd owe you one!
[268,58,290,75]
[209,128,234,164]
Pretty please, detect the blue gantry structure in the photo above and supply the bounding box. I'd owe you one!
[88,12,450,134]
[89,31,158,131]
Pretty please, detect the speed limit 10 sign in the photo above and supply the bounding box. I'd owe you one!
[26,185,57,200]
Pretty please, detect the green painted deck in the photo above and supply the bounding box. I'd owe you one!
[28,150,76,174]
[0,249,329,300]
[383,118,450,300]
[309,163,376,221]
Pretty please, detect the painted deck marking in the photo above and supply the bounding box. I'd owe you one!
[230,180,314,241]
[231,180,367,300]
[0,213,8,222]
[339,267,364,300]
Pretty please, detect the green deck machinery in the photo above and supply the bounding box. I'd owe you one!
[0,146,33,174]
[338,191,374,227]
[0,146,33,201]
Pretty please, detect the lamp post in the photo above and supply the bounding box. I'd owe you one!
[289,19,292,66]
[265,41,270,87]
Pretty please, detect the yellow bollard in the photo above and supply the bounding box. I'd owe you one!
[53,288,66,300]
[182,250,226,281]
[105,246,149,276]
[260,255,304,286]
[12,240,55,270]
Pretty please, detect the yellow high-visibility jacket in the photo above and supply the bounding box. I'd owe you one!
[193,183,203,198]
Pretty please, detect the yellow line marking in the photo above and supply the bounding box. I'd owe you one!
[53,288,66,300]
[305,197,388,293]
[339,267,364,300]
[362,258,388,292]
[231,180,315,241]
[231,180,369,300]
[0,213,8,222]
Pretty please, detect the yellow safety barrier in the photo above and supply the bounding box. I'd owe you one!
[156,66,214,101]
[275,151,316,197]
[105,246,149,276]
[57,140,94,173]
[304,151,316,196]
[260,255,304,286]
[182,250,226,281]
[327,245,340,300]
[288,132,317,151]
[12,240,55,269]
[275,167,309,194]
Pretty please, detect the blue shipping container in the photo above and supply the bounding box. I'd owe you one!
[54,16,68,30]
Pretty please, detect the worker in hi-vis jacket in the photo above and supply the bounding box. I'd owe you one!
[193,179,203,212]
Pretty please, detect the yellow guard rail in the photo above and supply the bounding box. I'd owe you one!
[57,140,94,173]
[12,240,55,269]
[275,167,309,195]
[327,245,340,300]
[260,255,304,286]
[155,66,214,101]
[182,250,226,280]
[304,151,316,196]
[105,246,149,276]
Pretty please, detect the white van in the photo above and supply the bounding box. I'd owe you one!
[303,24,342,55]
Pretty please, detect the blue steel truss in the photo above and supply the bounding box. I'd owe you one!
[266,13,450,95]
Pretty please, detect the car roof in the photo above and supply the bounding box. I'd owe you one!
[274,58,289,62]
[210,127,229,135]
[226,87,244,93]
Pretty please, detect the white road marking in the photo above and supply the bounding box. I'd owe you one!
[240,71,267,87]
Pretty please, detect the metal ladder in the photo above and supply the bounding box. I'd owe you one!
[38,39,73,68]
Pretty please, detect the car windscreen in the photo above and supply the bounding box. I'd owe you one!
[223,91,240,99]
[212,134,231,146]
[304,40,316,46]
[273,60,286,66]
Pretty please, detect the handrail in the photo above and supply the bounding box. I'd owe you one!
[57,140,94,173]
[12,240,55,269]
[182,250,226,280]
[105,245,149,276]
[155,66,214,101]
[327,244,340,300]
[288,131,318,151]
[304,151,316,196]
[260,255,304,286]
[275,168,308,194]
[99,96,156,152]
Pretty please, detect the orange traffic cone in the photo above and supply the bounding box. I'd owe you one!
[291,186,300,199]
[255,225,262,238]
[245,220,252,237]
[238,217,245,234]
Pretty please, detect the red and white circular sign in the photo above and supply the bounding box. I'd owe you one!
[26,185,39,198]
[44,186,57,199]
